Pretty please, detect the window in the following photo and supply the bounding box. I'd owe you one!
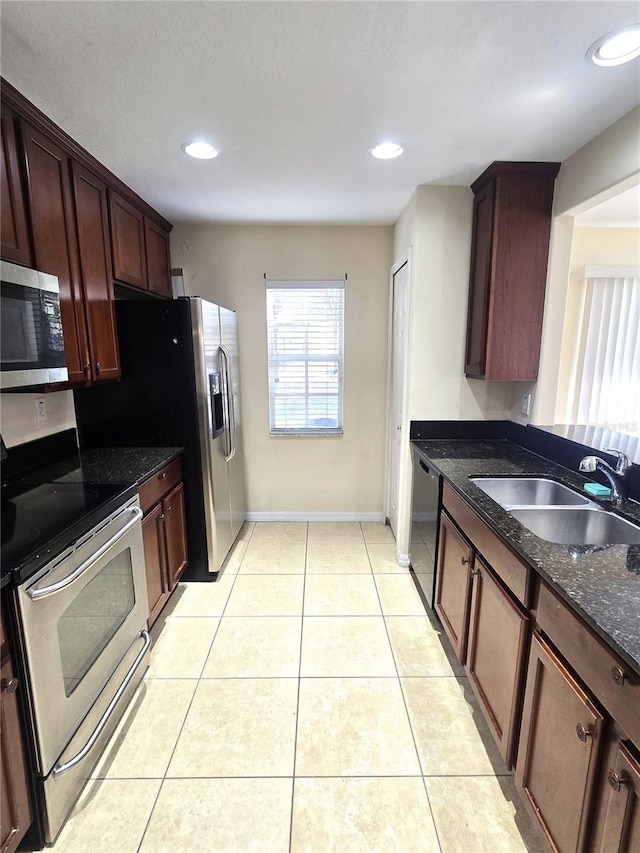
[565,266,640,436]
[266,280,345,435]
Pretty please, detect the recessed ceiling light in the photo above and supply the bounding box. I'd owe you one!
[588,24,640,66]
[370,141,404,160]
[182,141,219,159]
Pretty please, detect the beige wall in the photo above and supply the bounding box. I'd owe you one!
[170,224,393,517]
[555,227,640,422]
[536,106,640,424]
[392,185,522,558]
[0,391,76,448]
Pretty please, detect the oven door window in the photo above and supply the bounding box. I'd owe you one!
[57,547,136,696]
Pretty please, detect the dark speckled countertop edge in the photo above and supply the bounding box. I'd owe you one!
[1,447,183,585]
[412,439,640,677]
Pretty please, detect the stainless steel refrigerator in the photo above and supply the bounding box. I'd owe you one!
[74,296,246,580]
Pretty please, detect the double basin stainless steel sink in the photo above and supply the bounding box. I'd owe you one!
[470,477,640,546]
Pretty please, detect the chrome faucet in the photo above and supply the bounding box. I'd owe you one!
[578,455,627,507]
[604,448,632,475]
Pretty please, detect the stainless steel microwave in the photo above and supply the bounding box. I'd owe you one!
[0,260,68,389]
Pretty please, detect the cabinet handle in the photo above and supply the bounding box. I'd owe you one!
[160,472,167,480]
[159,513,166,520]
[607,769,627,792]
[166,505,172,513]
[2,677,19,694]
[611,666,626,687]
[95,361,101,373]
[575,724,592,742]
[461,556,470,565]
[83,363,91,374]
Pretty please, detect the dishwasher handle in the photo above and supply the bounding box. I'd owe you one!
[28,506,143,601]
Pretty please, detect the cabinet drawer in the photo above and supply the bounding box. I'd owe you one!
[138,457,182,514]
[442,482,530,605]
[536,581,640,745]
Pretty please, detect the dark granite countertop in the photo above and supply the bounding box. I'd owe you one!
[2,446,183,584]
[412,439,640,676]
[54,446,183,489]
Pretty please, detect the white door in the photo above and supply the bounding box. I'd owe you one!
[387,258,410,538]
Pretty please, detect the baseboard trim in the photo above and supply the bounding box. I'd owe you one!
[246,511,385,522]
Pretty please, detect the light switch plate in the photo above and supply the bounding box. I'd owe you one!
[521,393,531,417]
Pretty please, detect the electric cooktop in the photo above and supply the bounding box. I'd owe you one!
[1,476,128,583]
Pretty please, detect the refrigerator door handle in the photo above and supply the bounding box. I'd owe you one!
[219,345,236,462]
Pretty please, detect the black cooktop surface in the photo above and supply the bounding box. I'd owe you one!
[1,477,127,582]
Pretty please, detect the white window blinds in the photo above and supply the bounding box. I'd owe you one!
[266,280,345,435]
[569,267,640,436]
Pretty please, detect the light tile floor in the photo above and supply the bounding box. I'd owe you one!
[43,521,546,853]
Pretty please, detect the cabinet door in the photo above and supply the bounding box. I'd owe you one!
[108,191,147,289]
[1,105,32,266]
[465,557,528,768]
[434,511,473,663]
[1,627,32,853]
[144,217,172,298]
[142,502,169,628]
[598,742,640,853]
[464,180,494,377]
[20,120,88,384]
[516,633,604,852]
[71,162,120,382]
[163,482,188,589]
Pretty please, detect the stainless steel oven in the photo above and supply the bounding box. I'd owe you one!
[15,494,150,842]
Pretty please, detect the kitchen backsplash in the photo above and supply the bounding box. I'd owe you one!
[1,391,77,448]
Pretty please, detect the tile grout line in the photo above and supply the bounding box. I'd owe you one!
[288,521,307,853]
[135,522,257,853]
[369,538,446,852]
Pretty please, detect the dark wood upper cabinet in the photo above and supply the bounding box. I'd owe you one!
[144,217,172,297]
[108,190,147,289]
[108,191,172,297]
[71,162,120,382]
[464,161,560,381]
[1,105,32,266]
[20,120,88,384]
[516,633,604,852]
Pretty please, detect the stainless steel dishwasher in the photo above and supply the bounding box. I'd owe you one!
[409,449,441,609]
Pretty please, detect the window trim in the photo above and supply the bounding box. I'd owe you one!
[265,279,345,437]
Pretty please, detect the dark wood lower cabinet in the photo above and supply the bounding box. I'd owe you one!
[516,633,604,852]
[465,557,528,768]
[0,615,32,853]
[163,483,188,588]
[139,460,188,627]
[597,742,640,852]
[142,502,169,627]
[435,511,473,664]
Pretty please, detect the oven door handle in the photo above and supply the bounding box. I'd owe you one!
[28,506,143,601]
[52,630,151,779]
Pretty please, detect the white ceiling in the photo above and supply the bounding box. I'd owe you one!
[1,1,639,226]
[574,184,640,227]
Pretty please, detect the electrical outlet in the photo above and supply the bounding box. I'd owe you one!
[521,393,531,417]
[34,397,48,423]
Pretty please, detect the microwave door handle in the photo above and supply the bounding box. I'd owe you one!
[52,630,151,778]
[28,506,143,601]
